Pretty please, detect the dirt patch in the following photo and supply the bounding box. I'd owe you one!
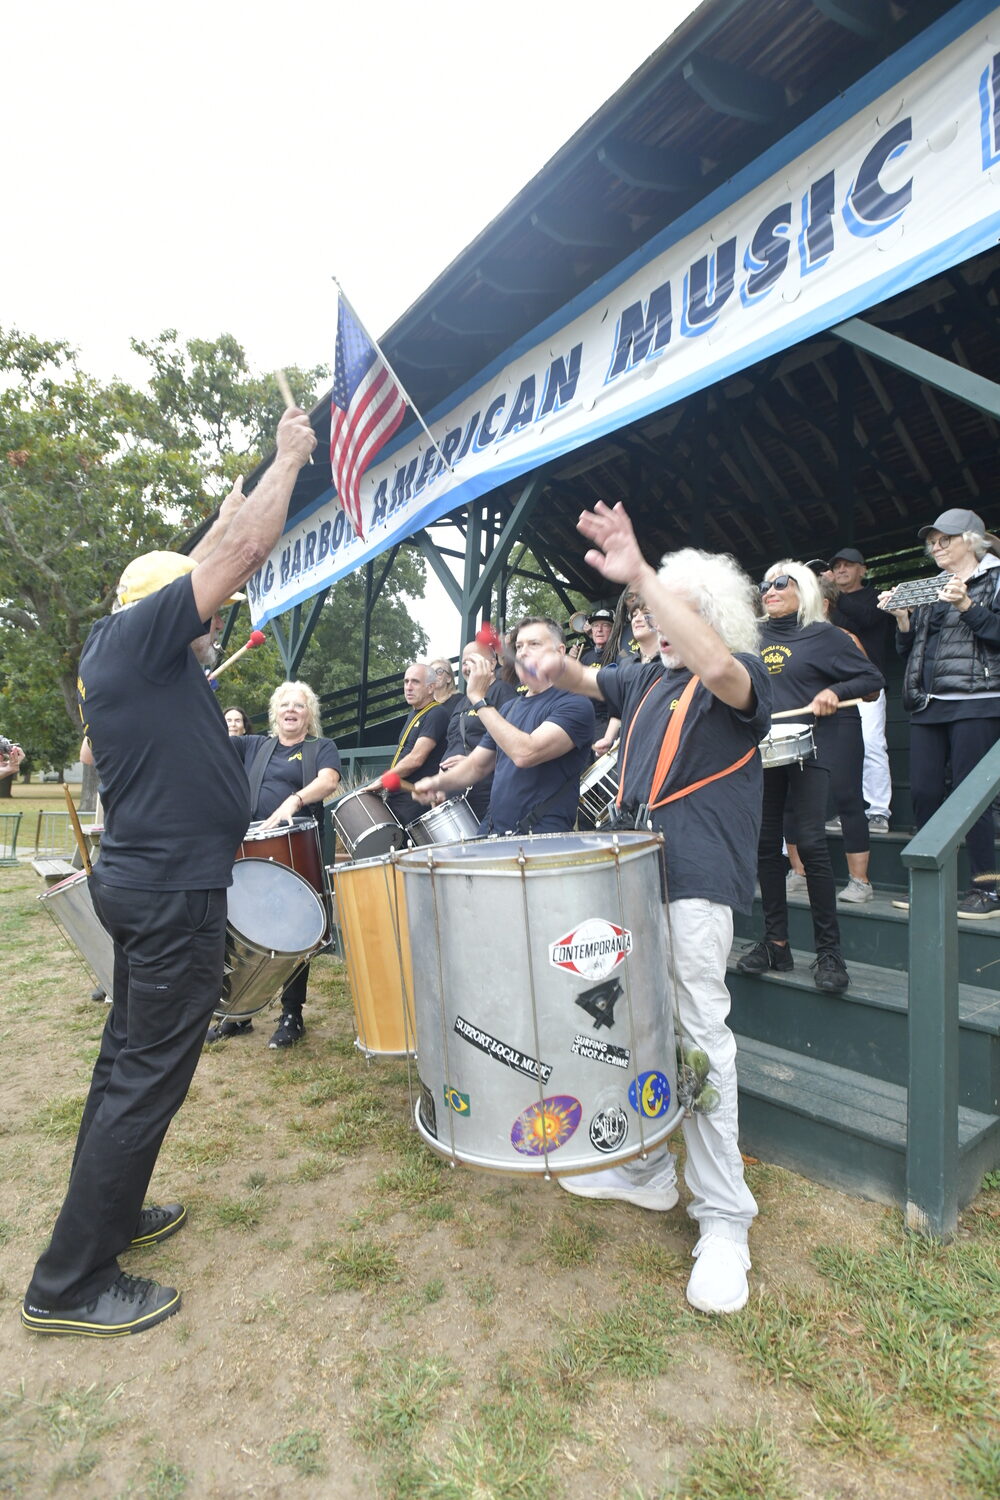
[0,862,994,1499]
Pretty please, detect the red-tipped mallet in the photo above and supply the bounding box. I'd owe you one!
[475,622,502,656]
[209,629,266,683]
[380,770,417,795]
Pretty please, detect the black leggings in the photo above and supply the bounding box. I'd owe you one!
[909,716,1000,884]
[759,759,841,954]
[784,715,869,855]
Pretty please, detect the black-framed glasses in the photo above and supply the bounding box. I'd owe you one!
[759,575,794,594]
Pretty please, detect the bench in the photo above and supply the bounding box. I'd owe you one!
[32,857,77,887]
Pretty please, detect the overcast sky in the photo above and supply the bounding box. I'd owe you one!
[3,0,700,649]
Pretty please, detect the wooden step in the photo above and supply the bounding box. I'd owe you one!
[727,946,1000,1114]
[735,1035,1000,1209]
[734,890,1000,989]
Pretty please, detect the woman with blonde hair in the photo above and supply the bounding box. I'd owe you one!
[737,561,883,994]
[209,680,341,1048]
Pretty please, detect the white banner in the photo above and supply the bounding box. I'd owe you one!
[249,0,1000,627]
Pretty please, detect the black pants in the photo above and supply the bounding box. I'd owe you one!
[909,716,1000,885]
[759,760,841,954]
[783,716,869,855]
[26,879,227,1308]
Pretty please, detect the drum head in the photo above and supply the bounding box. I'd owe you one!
[228,859,326,952]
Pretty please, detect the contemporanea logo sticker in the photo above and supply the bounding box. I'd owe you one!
[549,918,633,980]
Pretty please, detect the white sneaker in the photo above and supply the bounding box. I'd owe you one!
[686,1234,751,1314]
[838,877,874,904]
[786,871,808,894]
[557,1158,679,1211]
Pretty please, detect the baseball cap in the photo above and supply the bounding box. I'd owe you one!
[917,508,987,539]
[588,608,614,623]
[116,551,245,609]
[830,547,865,566]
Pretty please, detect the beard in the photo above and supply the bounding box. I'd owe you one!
[659,649,683,670]
[192,634,220,669]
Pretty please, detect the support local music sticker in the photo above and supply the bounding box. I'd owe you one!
[549,919,633,980]
[510,1096,582,1156]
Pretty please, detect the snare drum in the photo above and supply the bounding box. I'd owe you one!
[238,817,326,897]
[406,795,481,847]
[216,859,327,1019]
[400,831,682,1175]
[578,751,619,829]
[758,722,816,769]
[38,870,115,996]
[335,853,415,1056]
[332,787,405,861]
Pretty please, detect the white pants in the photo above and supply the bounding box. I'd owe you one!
[859,691,891,819]
[623,898,758,1244]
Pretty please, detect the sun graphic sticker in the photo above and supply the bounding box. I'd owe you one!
[548,919,633,980]
[510,1095,582,1156]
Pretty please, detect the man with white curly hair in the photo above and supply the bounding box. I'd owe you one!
[531,501,771,1316]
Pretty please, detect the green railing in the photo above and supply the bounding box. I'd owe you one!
[900,736,1000,1239]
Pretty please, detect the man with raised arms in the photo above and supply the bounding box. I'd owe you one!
[531,502,771,1316]
[21,406,316,1339]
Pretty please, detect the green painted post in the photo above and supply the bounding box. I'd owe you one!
[905,861,959,1239]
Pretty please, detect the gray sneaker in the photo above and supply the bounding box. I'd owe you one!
[838,877,874,904]
[867,814,890,834]
[825,817,842,835]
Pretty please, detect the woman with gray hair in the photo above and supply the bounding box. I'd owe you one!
[881,509,1000,918]
[738,560,883,993]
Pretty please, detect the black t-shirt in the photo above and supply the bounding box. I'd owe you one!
[598,655,771,912]
[231,734,342,824]
[444,676,518,818]
[830,585,892,673]
[759,617,885,717]
[577,647,610,736]
[479,687,595,834]
[385,699,452,825]
[79,574,251,890]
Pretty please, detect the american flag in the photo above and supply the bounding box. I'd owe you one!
[329,294,407,540]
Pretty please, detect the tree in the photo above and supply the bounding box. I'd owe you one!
[0,327,432,767]
[503,548,588,634]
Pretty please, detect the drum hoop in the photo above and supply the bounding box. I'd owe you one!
[242,816,317,841]
[398,828,662,875]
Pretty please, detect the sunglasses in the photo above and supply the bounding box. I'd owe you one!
[759,575,794,594]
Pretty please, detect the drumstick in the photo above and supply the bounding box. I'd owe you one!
[771,698,863,720]
[275,370,296,407]
[208,630,266,685]
[62,784,92,877]
[380,771,416,795]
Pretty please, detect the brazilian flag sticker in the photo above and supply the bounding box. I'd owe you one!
[444,1085,471,1116]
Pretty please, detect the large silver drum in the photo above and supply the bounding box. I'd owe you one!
[38,870,115,995]
[216,859,327,1019]
[400,831,682,1175]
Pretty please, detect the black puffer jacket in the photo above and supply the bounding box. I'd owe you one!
[899,560,1000,712]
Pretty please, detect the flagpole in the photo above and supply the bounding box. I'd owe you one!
[332,276,454,474]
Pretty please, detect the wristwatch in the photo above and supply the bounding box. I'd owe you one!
[470,698,489,712]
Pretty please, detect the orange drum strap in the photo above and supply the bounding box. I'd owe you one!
[617,673,756,812]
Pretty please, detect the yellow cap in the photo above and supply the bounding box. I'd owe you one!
[116,551,245,608]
